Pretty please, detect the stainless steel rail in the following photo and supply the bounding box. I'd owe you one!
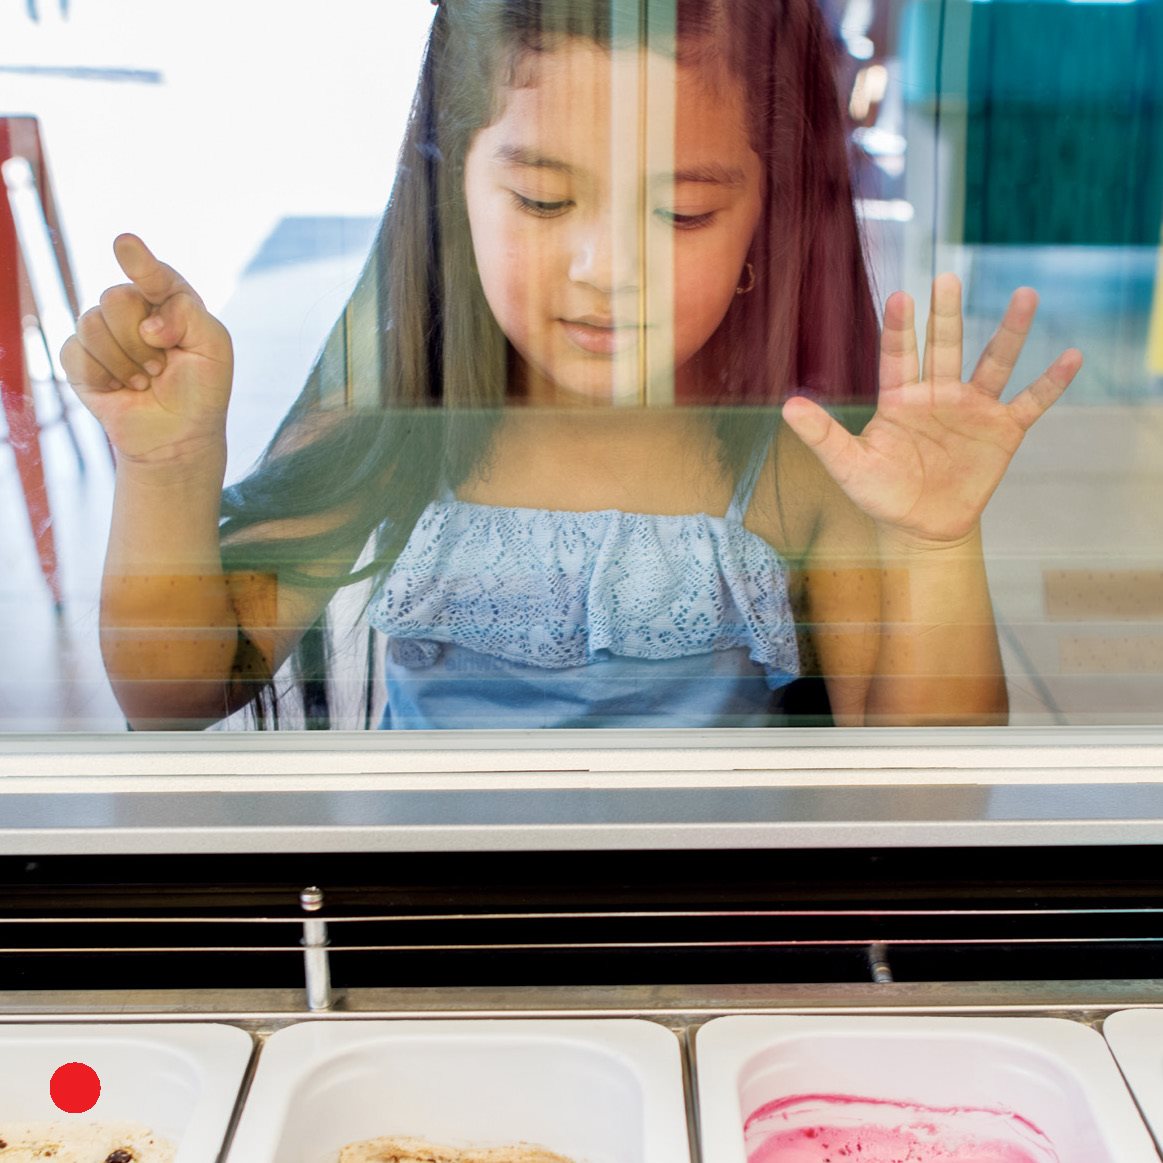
[3,982,1163,1020]
[2,728,1163,853]
[1,903,1160,975]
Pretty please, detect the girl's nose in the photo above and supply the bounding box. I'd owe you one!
[568,213,641,294]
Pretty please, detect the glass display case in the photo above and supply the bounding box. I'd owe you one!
[3,731,1163,1160]
[2,0,1162,1157]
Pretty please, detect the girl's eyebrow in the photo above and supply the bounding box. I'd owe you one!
[494,145,575,174]
[495,146,746,189]
[664,163,747,188]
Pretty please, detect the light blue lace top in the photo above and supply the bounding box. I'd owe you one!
[366,446,800,728]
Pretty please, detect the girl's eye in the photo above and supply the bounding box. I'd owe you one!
[655,209,716,231]
[511,192,573,218]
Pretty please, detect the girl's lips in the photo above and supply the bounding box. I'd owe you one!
[560,318,642,355]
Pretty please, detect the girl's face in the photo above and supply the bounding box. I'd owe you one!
[463,39,763,407]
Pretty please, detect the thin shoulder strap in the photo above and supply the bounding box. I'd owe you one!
[726,425,777,522]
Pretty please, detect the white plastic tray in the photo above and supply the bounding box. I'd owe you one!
[226,1018,690,1163]
[1102,1008,1163,1154]
[0,1021,254,1162]
[695,1015,1160,1163]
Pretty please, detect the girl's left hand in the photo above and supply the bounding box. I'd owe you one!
[781,273,1082,546]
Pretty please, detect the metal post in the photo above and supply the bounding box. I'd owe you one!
[867,941,894,984]
[300,886,333,1012]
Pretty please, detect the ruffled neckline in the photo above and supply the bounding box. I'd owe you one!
[367,499,800,679]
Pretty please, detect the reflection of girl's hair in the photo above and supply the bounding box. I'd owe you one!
[219,0,880,726]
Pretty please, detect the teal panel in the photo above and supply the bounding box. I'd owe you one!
[961,0,1163,244]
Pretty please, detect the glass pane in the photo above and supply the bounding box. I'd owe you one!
[1,0,1160,732]
[891,0,1163,725]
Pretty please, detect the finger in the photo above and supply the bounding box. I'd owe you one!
[879,290,919,393]
[74,306,152,390]
[141,289,231,360]
[1008,348,1082,431]
[60,334,130,395]
[112,233,202,309]
[969,286,1038,399]
[99,284,168,378]
[921,272,963,385]
[781,395,860,487]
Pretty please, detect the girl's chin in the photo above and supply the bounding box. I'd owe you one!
[525,369,676,408]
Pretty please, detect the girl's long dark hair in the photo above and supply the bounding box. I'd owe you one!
[218,0,879,728]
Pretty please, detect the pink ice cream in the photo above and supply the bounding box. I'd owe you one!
[745,1094,1061,1163]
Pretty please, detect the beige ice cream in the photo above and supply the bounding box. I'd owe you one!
[0,1121,175,1162]
[337,1137,575,1163]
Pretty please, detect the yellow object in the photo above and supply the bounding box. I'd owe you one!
[1150,225,1163,374]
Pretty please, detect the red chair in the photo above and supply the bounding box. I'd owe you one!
[0,115,86,610]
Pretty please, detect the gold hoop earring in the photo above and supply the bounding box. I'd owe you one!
[735,262,756,296]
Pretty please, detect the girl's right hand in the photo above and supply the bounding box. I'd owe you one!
[61,233,234,467]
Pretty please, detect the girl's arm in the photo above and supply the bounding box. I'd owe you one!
[98,457,341,729]
[866,526,1007,725]
[781,275,1080,726]
[62,236,340,728]
[795,467,1007,726]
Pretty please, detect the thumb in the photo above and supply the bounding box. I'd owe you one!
[781,395,859,486]
[113,233,202,309]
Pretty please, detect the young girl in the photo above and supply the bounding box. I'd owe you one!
[61,0,1080,730]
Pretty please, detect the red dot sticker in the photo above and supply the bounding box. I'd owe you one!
[50,1062,101,1113]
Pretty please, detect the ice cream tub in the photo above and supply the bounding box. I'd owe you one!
[0,1021,254,1162]
[225,1018,691,1163]
[694,1015,1159,1163]
[1101,1008,1163,1153]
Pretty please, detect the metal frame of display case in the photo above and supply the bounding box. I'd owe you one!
[1,727,1162,854]
[2,728,1161,1016]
